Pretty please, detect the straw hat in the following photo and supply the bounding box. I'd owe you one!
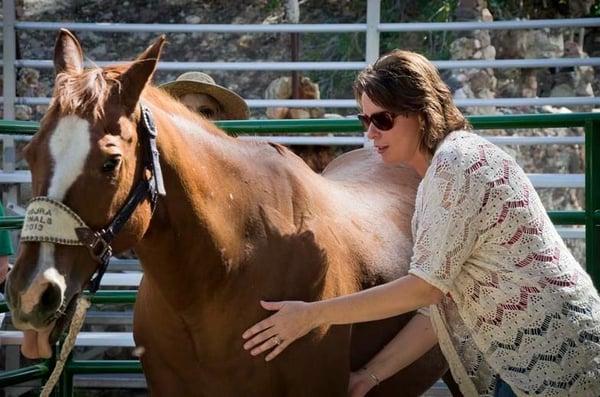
[160,72,250,120]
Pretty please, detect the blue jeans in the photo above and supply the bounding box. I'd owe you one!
[494,377,517,397]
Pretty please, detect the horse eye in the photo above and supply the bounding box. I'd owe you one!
[102,156,121,173]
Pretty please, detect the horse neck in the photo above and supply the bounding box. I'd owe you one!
[133,99,314,309]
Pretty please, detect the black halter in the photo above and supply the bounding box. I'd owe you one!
[75,104,166,293]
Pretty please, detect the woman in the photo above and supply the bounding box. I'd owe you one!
[242,50,600,397]
[159,71,250,120]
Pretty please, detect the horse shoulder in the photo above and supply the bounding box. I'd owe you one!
[249,205,332,298]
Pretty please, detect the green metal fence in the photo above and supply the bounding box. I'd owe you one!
[0,112,599,396]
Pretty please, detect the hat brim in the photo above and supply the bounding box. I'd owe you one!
[159,80,250,120]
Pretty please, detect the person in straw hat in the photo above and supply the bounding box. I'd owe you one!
[160,71,250,120]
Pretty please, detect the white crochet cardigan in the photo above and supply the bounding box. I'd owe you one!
[408,131,600,396]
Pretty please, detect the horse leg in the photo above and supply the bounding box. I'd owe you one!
[134,277,202,396]
[350,313,448,397]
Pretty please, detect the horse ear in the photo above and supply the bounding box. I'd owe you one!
[54,29,84,74]
[117,35,166,114]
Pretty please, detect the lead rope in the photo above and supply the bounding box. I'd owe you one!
[39,297,91,397]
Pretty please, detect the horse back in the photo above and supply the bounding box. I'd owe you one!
[321,148,419,282]
[322,149,449,396]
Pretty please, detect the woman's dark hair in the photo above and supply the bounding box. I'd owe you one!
[353,50,469,156]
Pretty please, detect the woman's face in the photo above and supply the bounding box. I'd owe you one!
[179,93,222,120]
[361,92,422,167]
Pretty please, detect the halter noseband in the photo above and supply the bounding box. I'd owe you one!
[21,104,166,293]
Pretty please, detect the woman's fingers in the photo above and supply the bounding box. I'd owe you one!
[242,301,288,339]
[243,328,277,350]
[242,317,274,340]
[265,338,291,361]
[347,370,375,397]
[260,300,285,311]
[249,334,282,356]
[243,300,313,361]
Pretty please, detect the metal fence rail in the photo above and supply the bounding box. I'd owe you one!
[13,56,600,71]
[7,18,599,32]
[9,96,600,108]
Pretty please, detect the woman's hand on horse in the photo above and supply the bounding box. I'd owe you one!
[242,300,318,361]
[348,370,376,397]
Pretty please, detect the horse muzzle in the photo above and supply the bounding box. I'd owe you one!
[6,273,80,359]
[6,269,65,328]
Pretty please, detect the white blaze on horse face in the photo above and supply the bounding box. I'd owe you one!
[46,114,92,265]
[48,116,92,200]
[23,116,92,312]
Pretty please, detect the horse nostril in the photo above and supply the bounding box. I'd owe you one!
[39,283,62,313]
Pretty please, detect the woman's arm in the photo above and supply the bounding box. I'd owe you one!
[349,313,438,397]
[242,274,443,361]
[316,274,442,326]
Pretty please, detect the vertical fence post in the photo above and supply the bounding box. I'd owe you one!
[2,0,19,222]
[363,0,381,147]
[3,0,17,120]
[57,366,73,397]
[365,0,380,65]
[585,120,600,288]
[2,134,17,209]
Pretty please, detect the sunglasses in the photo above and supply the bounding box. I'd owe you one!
[357,111,399,131]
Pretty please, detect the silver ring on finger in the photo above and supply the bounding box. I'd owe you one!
[273,336,283,346]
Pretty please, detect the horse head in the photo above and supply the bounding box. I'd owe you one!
[5,29,165,358]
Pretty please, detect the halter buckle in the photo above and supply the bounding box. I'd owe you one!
[75,227,113,264]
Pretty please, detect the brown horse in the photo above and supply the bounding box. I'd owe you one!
[6,30,456,396]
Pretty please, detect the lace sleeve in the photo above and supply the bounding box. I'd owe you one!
[408,150,481,294]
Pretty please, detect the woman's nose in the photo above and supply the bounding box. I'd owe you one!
[366,125,379,140]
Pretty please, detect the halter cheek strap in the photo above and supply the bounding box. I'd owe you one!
[21,104,166,294]
[141,104,166,198]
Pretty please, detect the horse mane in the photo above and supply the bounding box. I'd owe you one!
[52,61,296,160]
[141,78,299,158]
[142,85,233,138]
[50,62,196,124]
[53,66,117,120]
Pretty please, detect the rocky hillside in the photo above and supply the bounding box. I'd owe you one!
[10,0,600,118]
[11,0,367,120]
